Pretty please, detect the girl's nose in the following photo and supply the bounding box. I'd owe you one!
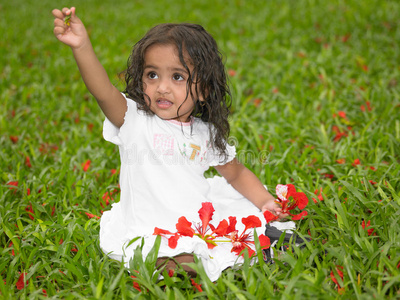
[156,78,170,94]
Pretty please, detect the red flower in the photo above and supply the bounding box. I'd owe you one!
[352,159,361,167]
[336,158,346,164]
[7,181,18,189]
[85,212,100,219]
[338,111,347,119]
[312,188,324,203]
[228,69,236,77]
[81,160,91,172]
[25,156,32,168]
[101,188,119,207]
[16,272,28,290]
[9,241,15,256]
[330,265,345,293]
[332,126,348,142]
[154,202,270,256]
[217,215,269,258]
[264,184,308,223]
[25,204,35,220]
[10,136,18,144]
[131,276,141,292]
[253,98,262,107]
[362,220,375,236]
[190,279,203,292]
[323,173,335,180]
[341,34,351,43]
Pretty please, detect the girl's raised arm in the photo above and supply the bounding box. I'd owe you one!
[52,7,126,127]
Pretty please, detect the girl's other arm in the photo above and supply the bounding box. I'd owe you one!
[215,158,283,217]
[52,7,126,127]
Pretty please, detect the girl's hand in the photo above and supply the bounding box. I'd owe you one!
[52,7,88,50]
[261,199,288,221]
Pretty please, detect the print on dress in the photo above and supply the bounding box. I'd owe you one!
[153,134,174,156]
[178,141,209,164]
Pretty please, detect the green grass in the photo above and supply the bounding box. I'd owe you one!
[1,0,400,298]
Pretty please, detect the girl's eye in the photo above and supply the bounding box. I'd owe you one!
[148,72,158,79]
[173,74,184,81]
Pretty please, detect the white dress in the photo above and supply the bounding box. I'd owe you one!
[100,94,267,281]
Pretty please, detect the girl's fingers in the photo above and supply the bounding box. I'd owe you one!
[53,18,65,27]
[61,7,71,15]
[53,26,65,37]
[51,9,64,19]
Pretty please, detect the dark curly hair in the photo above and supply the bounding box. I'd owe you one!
[124,23,231,160]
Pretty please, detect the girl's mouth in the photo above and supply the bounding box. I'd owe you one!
[156,99,173,109]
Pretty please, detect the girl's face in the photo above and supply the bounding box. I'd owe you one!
[142,44,201,122]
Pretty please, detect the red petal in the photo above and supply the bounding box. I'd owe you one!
[242,215,261,231]
[25,156,32,168]
[190,279,203,292]
[226,216,237,233]
[153,227,173,235]
[361,220,366,229]
[7,181,18,188]
[263,210,279,223]
[295,192,309,210]
[290,210,308,220]
[16,272,28,290]
[85,212,100,219]
[330,270,339,285]
[10,136,18,143]
[25,204,35,220]
[198,202,215,235]
[176,216,194,237]
[258,234,271,249]
[168,233,180,248]
[213,219,228,236]
[286,184,296,196]
[81,160,91,172]
[352,158,361,167]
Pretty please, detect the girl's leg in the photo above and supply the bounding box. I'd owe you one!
[156,254,196,277]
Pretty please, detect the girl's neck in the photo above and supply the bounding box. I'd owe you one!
[167,116,194,126]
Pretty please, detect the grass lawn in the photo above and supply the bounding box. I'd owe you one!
[1,0,400,298]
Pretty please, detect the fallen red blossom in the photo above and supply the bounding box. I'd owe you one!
[81,160,91,172]
[191,278,203,292]
[85,212,100,219]
[16,272,28,290]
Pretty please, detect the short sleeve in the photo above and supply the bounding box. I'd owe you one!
[208,142,236,167]
[102,93,132,146]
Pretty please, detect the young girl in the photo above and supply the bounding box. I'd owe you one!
[52,7,283,281]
